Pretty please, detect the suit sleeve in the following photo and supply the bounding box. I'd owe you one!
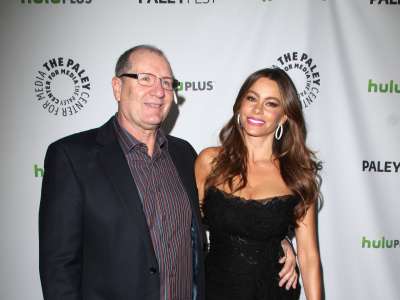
[39,143,83,300]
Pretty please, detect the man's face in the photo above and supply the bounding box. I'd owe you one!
[112,50,174,133]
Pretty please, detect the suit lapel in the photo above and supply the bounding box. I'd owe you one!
[96,119,157,262]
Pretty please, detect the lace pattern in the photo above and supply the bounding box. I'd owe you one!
[204,187,301,300]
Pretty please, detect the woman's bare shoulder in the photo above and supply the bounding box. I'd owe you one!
[197,146,221,164]
[195,146,221,179]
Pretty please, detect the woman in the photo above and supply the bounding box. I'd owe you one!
[195,68,322,300]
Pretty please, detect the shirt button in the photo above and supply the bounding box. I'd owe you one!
[149,267,157,274]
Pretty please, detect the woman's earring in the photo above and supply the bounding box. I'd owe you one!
[173,91,178,104]
[275,123,283,140]
[237,114,241,126]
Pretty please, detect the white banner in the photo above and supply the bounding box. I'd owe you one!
[0,1,399,299]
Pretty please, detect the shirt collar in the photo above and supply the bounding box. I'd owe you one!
[112,115,168,155]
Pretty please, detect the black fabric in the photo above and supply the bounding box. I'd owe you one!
[39,117,205,300]
[203,187,301,300]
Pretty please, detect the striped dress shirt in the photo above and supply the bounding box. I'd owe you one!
[113,117,193,300]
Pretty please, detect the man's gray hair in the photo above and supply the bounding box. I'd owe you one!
[115,44,170,76]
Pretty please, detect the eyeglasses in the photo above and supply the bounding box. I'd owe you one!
[118,72,179,91]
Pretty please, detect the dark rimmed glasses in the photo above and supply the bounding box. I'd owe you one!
[118,72,179,91]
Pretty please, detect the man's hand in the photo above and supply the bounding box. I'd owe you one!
[278,238,298,290]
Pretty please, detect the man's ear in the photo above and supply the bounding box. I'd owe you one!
[111,76,122,102]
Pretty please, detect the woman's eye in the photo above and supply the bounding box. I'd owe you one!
[246,95,256,101]
[265,101,278,108]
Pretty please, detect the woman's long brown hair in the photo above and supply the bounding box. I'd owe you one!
[205,68,321,221]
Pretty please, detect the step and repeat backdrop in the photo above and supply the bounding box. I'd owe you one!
[0,0,399,299]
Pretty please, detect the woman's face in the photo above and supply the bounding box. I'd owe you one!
[238,77,286,138]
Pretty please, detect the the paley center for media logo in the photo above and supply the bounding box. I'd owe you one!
[34,57,91,117]
[274,51,321,108]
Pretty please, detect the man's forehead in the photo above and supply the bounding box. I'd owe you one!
[129,50,172,73]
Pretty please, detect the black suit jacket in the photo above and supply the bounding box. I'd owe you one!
[39,117,205,300]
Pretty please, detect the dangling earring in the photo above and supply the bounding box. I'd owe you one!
[275,123,283,140]
[173,91,178,105]
[237,114,241,127]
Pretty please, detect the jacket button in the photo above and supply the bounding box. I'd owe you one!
[149,267,157,274]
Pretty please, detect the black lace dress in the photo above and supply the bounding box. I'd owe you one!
[203,187,301,300]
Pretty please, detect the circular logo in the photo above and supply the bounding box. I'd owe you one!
[273,51,321,108]
[34,57,91,117]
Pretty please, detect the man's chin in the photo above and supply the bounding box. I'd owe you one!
[142,118,164,129]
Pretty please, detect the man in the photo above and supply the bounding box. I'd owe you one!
[39,45,297,300]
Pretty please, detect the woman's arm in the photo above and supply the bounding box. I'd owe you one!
[295,203,322,300]
[194,147,219,210]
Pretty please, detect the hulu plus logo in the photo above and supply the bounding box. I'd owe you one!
[34,164,44,178]
[177,80,214,92]
[138,0,214,4]
[21,0,92,4]
[361,236,400,249]
[368,79,400,94]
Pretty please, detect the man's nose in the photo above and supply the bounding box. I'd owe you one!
[152,78,166,97]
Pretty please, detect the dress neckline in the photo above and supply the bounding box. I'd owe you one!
[208,186,296,205]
